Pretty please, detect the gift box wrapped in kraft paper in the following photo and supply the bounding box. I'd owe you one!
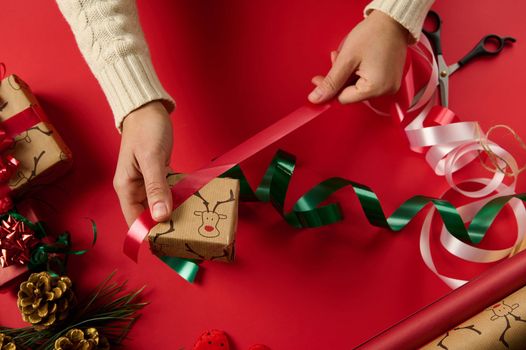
[0,74,72,194]
[148,174,239,262]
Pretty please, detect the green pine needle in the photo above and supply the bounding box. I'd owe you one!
[0,271,147,350]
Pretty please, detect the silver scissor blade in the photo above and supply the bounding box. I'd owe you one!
[438,77,448,107]
[448,63,460,76]
[436,55,449,107]
[411,55,453,108]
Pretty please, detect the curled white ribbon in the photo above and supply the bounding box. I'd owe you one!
[420,179,525,289]
[364,35,526,289]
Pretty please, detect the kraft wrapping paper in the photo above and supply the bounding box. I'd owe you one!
[148,174,239,262]
[422,285,526,349]
[0,74,72,194]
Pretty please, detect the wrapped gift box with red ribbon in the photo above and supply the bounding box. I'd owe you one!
[148,174,239,262]
[0,72,73,287]
[0,74,72,198]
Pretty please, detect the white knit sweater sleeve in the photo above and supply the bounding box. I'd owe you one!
[365,0,435,42]
[55,0,175,130]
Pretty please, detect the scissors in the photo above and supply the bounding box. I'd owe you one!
[413,10,516,107]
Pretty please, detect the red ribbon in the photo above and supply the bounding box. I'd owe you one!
[124,102,335,261]
[2,105,43,136]
[0,105,43,210]
[0,214,38,267]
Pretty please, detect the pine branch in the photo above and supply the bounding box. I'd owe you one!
[0,272,147,350]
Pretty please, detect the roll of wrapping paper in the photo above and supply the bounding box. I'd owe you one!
[421,285,526,349]
[354,249,526,350]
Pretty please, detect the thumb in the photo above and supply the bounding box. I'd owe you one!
[337,75,386,104]
[308,55,358,104]
[139,155,173,222]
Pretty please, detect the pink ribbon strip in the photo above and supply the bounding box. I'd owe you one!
[124,102,334,261]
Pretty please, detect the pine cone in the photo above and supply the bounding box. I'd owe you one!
[17,272,75,330]
[0,333,17,350]
[54,328,110,350]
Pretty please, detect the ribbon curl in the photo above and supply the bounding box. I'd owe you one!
[28,218,97,276]
[224,150,526,245]
[383,37,525,286]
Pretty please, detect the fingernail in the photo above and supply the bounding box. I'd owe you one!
[308,87,323,102]
[152,202,168,220]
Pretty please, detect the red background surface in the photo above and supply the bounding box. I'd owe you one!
[1,1,526,348]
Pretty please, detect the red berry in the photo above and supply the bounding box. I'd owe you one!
[193,329,230,350]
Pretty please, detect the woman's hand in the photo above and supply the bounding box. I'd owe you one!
[308,10,410,104]
[114,101,173,226]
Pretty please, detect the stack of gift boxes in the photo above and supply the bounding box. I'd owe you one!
[0,73,73,286]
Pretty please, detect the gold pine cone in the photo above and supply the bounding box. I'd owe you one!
[54,328,110,350]
[17,272,76,330]
[0,333,17,350]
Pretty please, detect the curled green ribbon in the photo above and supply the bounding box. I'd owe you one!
[164,149,524,283]
[222,149,524,245]
[158,256,199,283]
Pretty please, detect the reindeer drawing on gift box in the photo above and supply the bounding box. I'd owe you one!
[150,189,236,260]
[193,189,235,238]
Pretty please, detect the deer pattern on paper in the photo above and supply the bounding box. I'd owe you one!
[193,189,235,238]
[8,125,57,187]
[150,188,236,261]
[435,325,481,349]
[8,150,45,186]
[428,299,526,350]
[488,301,526,348]
[13,126,54,145]
[150,219,175,256]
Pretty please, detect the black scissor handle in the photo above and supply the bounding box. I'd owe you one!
[422,10,443,55]
[458,34,516,67]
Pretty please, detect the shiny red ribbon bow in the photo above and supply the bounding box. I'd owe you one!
[0,214,38,267]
